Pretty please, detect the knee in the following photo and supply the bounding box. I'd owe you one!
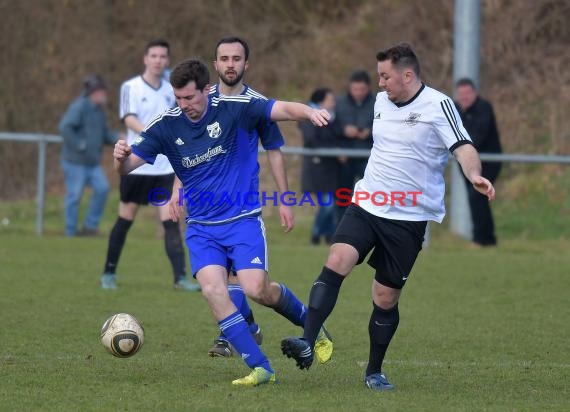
[200,281,227,303]
[372,283,400,310]
[66,188,83,203]
[325,245,357,275]
[242,281,270,305]
[94,181,110,196]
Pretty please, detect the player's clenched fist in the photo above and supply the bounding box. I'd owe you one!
[113,140,132,162]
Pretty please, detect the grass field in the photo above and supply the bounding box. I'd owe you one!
[1,194,569,411]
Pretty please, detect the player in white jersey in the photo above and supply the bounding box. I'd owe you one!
[100,39,200,292]
[281,43,496,391]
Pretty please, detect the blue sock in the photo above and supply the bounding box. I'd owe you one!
[218,311,272,372]
[219,284,260,339]
[273,284,307,327]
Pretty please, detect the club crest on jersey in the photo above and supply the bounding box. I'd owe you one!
[206,122,222,138]
[404,112,422,127]
[132,136,145,146]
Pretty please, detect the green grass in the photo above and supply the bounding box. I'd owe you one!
[0,192,569,411]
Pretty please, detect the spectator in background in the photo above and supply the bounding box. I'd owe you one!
[455,78,502,246]
[335,70,375,219]
[300,88,343,245]
[59,75,118,237]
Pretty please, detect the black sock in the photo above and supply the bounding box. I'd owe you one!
[366,303,399,376]
[302,266,345,347]
[163,220,187,282]
[103,217,133,274]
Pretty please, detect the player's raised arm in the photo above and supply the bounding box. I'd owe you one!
[113,139,146,174]
[453,144,496,201]
[270,101,330,127]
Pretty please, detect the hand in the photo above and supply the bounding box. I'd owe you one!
[114,140,131,162]
[310,109,330,127]
[279,204,295,233]
[472,176,496,201]
[344,125,359,138]
[338,155,348,164]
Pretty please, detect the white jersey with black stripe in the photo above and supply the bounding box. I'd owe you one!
[119,75,175,175]
[352,84,472,223]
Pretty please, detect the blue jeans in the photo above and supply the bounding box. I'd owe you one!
[61,160,110,236]
[312,192,336,238]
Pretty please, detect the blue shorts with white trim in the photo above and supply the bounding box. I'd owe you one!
[185,215,268,277]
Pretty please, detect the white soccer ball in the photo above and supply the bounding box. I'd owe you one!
[100,313,144,358]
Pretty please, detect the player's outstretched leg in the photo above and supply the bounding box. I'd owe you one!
[219,311,275,386]
[198,265,275,387]
[281,266,345,369]
[272,282,334,359]
[238,269,334,365]
[209,283,262,357]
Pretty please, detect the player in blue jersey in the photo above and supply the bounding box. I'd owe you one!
[168,37,333,361]
[205,37,291,357]
[113,58,330,386]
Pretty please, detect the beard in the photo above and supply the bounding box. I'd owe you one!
[218,68,245,87]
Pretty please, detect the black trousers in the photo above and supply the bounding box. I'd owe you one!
[464,162,501,245]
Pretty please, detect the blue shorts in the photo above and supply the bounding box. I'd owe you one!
[185,215,268,277]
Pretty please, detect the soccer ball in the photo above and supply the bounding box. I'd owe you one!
[100,313,144,358]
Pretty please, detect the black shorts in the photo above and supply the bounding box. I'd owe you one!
[119,173,175,205]
[331,203,427,289]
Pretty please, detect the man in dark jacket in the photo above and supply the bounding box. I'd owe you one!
[59,75,118,236]
[335,70,375,219]
[455,78,502,246]
[300,88,343,244]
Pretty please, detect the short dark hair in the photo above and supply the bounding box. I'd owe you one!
[170,59,210,90]
[214,36,250,61]
[349,69,371,85]
[455,78,477,89]
[83,74,106,95]
[145,38,170,55]
[310,88,333,105]
[376,43,421,76]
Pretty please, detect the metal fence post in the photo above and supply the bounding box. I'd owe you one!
[36,137,47,236]
[449,160,471,238]
[451,0,480,239]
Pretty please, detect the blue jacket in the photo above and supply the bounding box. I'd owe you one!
[59,95,117,166]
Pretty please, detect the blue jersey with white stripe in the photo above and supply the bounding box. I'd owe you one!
[209,84,285,150]
[131,95,279,224]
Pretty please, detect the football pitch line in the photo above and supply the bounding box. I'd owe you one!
[356,359,570,369]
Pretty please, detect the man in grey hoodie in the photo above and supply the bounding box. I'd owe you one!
[59,75,118,236]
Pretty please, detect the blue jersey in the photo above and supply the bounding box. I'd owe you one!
[131,95,281,225]
[209,83,284,151]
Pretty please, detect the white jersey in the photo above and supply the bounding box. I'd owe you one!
[353,84,472,223]
[120,75,175,175]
